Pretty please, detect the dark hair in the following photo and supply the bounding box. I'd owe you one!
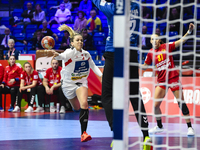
[155,33,165,44]
[81,28,87,33]
[77,11,85,17]
[35,4,42,15]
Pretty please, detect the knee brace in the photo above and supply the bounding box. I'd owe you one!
[178,102,189,115]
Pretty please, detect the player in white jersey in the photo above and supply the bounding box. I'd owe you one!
[51,24,102,142]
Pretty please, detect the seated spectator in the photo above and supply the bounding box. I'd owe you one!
[48,3,71,26]
[31,30,44,50]
[81,28,95,50]
[0,28,27,51]
[79,0,92,17]
[32,4,46,27]
[74,11,87,32]
[59,31,70,50]
[142,6,152,19]
[156,6,167,20]
[0,55,22,112]
[155,28,161,36]
[163,6,186,35]
[87,9,102,33]
[5,39,20,60]
[141,26,152,50]
[39,21,58,41]
[13,62,42,112]
[50,0,72,10]
[16,2,34,27]
[35,59,71,113]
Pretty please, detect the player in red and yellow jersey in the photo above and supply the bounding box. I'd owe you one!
[35,59,70,113]
[142,23,195,136]
[0,55,22,112]
[13,62,42,112]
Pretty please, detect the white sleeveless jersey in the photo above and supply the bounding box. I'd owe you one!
[55,48,102,84]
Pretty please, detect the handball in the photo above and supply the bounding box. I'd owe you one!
[41,36,55,49]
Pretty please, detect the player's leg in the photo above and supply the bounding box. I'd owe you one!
[76,86,92,142]
[149,86,166,133]
[101,52,114,131]
[129,49,149,140]
[9,86,19,112]
[34,85,45,112]
[173,89,195,135]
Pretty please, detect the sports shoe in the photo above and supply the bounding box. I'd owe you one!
[59,106,65,114]
[33,106,44,113]
[187,127,195,136]
[0,107,4,112]
[24,106,33,113]
[12,106,20,112]
[149,126,164,134]
[50,106,56,112]
[81,131,92,142]
[143,136,153,150]
[110,140,113,148]
[8,106,14,112]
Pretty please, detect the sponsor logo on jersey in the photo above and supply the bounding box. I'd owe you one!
[33,75,38,79]
[71,75,88,81]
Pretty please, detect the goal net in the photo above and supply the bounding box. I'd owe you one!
[113,0,200,149]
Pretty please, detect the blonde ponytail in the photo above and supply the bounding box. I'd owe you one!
[58,24,81,42]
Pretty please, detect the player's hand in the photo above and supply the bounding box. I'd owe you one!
[9,79,15,84]
[20,86,26,92]
[49,87,54,95]
[50,50,59,58]
[0,84,4,88]
[189,23,194,32]
[45,87,51,95]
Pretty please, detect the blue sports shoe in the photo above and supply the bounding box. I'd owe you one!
[0,107,4,112]
[8,106,14,112]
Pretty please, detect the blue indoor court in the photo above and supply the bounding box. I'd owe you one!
[0,110,199,150]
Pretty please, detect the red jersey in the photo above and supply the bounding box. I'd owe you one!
[3,63,23,87]
[0,63,4,84]
[44,66,62,87]
[144,42,179,82]
[20,70,42,86]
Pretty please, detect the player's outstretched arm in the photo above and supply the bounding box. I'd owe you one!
[140,63,149,70]
[92,0,114,17]
[175,23,195,48]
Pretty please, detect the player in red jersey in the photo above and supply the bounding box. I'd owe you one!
[142,23,195,136]
[13,62,42,112]
[0,63,4,84]
[0,55,22,112]
[35,59,70,113]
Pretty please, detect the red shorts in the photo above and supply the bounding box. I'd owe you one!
[156,76,182,91]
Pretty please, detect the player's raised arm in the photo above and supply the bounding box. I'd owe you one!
[175,23,195,48]
[92,0,114,17]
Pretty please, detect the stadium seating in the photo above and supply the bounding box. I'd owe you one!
[14,33,25,40]
[57,32,64,43]
[88,50,98,60]
[26,24,38,33]
[0,17,10,26]
[12,25,24,34]
[26,33,34,41]
[12,9,23,17]
[35,1,46,9]
[93,60,105,66]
